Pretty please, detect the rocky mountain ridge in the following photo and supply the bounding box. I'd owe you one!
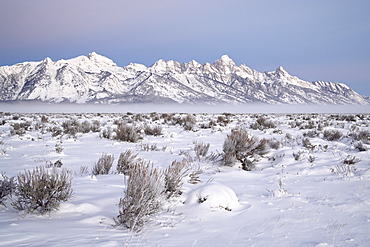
[0,52,368,105]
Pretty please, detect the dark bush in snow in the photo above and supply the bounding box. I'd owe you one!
[250,117,276,130]
[12,166,73,214]
[0,172,16,206]
[62,119,79,136]
[114,123,141,142]
[92,153,114,175]
[144,124,163,136]
[351,130,370,144]
[220,128,270,171]
[10,122,29,136]
[354,141,367,152]
[323,129,343,141]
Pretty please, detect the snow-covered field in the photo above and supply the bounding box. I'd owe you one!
[1,110,370,246]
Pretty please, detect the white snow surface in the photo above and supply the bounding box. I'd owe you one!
[0,111,370,246]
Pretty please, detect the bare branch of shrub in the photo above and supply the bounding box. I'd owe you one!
[343,155,361,165]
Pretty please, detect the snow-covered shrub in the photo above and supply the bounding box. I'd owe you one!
[339,114,357,122]
[193,141,210,161]
[182,114,197,131]
[62,119,79,136]
[92,153,114,175]
[144,124,163,136]
[303,130,319,138]
[268,138,281,150]
[164,160,188,198]
[354,141,367,152]
[10,122,27,136]
[220,128,270,170]
[40,115,48,123]
[78,120,92,133]
[307,155,316,163]
[12,166,73,214]
[100,127,112,139]
[114,123,141,142]
[140,143,159,151]
[90,120,101,132]
[292,150,306,161]
[323,129,343,141]
[50,126,63,137]
[62,119,101,135]
[0,172,16,206]
[250,117,276,130]
[115,161,164,231]
[45,159,63,168]
[54,141,64,154]
[330,155,361,178]
[79,120,101,133]
[299,120,317,130]
[116,150,139,175]
[217,115,231,126]
[351,130,370,144]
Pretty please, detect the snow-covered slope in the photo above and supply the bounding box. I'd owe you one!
[0,53,368,104]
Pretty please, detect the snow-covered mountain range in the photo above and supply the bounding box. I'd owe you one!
[0,52,368,105]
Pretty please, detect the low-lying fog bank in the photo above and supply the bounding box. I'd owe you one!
[0,101,368,114]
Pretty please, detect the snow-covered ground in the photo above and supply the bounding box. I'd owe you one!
[1,111,369,246]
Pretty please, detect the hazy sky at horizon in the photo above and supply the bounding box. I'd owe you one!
[1,0,370,95]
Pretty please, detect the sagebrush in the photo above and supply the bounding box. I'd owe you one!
[116,150,139,175]
[12,166,73,214]
[115,161,164,231]
[92,153,114,175]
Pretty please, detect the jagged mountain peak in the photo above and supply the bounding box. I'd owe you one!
[149,59,181,73]
[42,57,53,64]
[187,60,202,67]
[275,66,290,77]
[86,52,116,67]
[219,54,234,62]
[213,54,236,65]
[124,62,147,72]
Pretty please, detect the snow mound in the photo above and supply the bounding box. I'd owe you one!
[185,183,241,211]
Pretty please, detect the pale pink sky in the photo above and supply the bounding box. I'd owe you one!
[1,0,370,95]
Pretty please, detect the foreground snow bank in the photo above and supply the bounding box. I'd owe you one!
[185,182,241,211]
